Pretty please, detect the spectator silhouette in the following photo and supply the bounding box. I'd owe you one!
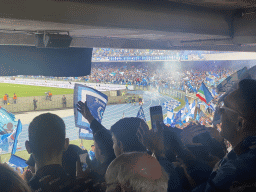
[77,101,182,191]
[24,113,105,191]
[191,79,256,191]
[0,163,32,192]
[105,152,169,192]
[25,113,70,191]
[110,118,147,157]
[62,95,66,108]
[33,98,37,111]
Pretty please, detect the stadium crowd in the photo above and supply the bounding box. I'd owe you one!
[92,48,228,62]
[1,79,256,191]
[86,62,234,93]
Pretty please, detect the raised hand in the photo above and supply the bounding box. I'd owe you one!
[77,101,95,124]
[137,121,165,157]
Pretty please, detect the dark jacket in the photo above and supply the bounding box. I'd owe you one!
[193,136,256,192]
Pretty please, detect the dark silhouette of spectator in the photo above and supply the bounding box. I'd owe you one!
[3,94,7,105]
[13,93,17,104]
[62,95,66,108]
[0,163,32,192]
[48,92,52,101]
[6,94,9,103]
[25,113,105,191]
[77,101,182,191]
[191,79,256,191]
[33,98,37,111]
[105,152,169,192]
[110,118,147,157]
[62,144,86,179]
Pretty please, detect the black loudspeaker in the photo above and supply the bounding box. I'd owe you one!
[36,34,72,48]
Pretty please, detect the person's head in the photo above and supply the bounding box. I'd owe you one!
[0,163,32,192]
[62,144,82,178]
[63,95,65,97]
[110,118,147,157]
[25,113,69,166]
[93,129,115,164]
[91,145,95,152]
[105,152,169,192]
[220,79,256,146]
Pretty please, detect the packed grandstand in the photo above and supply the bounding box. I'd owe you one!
[1,48,256,192]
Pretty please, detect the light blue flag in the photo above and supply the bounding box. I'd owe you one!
[185,97,190,111]
[0,107,18,134]
[212,88,217,96]
[137,106,146,122]
[174,110,181,124]
[74,84,108,140]
[11,119,22,155]
[196,110,200,121]
[190,100,195,110]
[0,107,19,153]
[213,73,219,78]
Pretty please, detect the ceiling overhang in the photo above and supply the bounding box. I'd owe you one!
[0,0,255,51]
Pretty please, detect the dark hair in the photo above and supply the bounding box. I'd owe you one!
[0,163,32,192]
[28,113,66,160]
[91,145,95,147]
[110,117,146,153]
[94,129,114,158]
[238,79,256,123]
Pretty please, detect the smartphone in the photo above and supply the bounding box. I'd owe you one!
[150,106,163,131]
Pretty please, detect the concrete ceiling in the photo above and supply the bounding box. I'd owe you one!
[0,0,256,51]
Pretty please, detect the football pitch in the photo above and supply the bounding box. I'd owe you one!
[0,83,74,97]
[0,139,94,163]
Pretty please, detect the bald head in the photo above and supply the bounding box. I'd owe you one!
[106,152,168,192]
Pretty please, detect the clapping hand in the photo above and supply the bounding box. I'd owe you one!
[77,101,95,124]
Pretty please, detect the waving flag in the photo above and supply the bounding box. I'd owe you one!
[137,106,146,122]
[213,73,219,78]
[0,107,18,135]
[196,110,200,121]
[212,88,217,96]
[11,120,22,155]
[174,110,182,124]
[74,84,108,140]
[162,99,180,111]
[196,82,213,105]
[0,120,22,153]
[186,81,197,93]
[185,97,190,111]
[206,77,214,82]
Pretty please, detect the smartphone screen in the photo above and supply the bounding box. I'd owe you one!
[150,106,163,131]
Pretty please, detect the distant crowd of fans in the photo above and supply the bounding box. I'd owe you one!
[2,79,256,191]
[92,48,229,61]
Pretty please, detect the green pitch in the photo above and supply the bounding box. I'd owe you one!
[0,83,74,97]
[0,139,94,163]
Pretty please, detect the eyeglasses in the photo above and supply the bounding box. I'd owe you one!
[219,105,246,120]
